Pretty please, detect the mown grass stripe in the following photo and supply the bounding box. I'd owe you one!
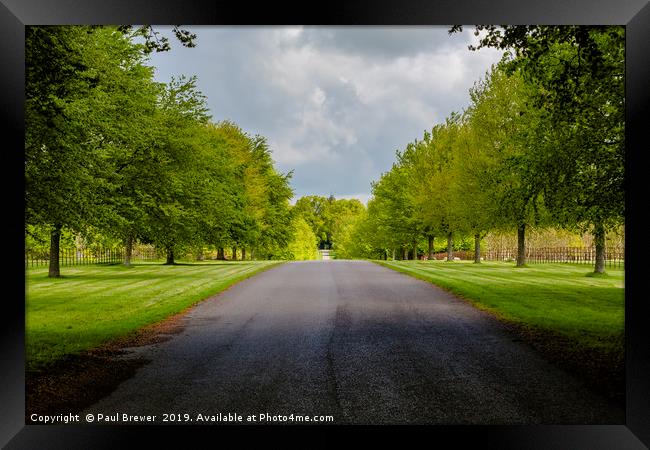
[25,261,282,371]
[376,260,624,356]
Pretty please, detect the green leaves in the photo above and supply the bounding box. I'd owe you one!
[285,217,319,260]
[25,25,294,267]
[466,26,624,236]
[353,26,624,265]
[292,196,366,254]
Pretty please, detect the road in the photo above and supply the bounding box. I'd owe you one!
[84,260,623,424]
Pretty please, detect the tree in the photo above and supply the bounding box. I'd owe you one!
[25,25,206,276]
[402,114,466,262]
[25,26,169,276]
[77,32,165,266]
[137,76,211,265]
[26,26,92,277]
[25,25,303,272]
[369,164,422,260]
[293,196,330,249]
[447,115,495,263]
[285,216,319,260]
[240,136,294,260]
[463,65,550,267]
[329,198,365,255]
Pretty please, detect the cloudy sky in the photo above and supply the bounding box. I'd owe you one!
[146,26,504,204]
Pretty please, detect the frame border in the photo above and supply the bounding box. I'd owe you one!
[3,0,648,447]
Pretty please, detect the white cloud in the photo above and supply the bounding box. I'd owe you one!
[310,86,326,107]
[283,26,304,39]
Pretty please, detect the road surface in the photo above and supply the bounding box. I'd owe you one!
[84,260,622,424]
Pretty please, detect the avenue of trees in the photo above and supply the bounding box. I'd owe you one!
[339,26,624,273]
[26,26,296,277]
[26,25,624,275]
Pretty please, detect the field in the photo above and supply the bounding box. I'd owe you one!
[25,261,282,371]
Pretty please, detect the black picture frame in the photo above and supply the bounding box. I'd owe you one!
[3,0,649,447]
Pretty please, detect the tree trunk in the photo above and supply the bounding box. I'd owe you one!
[516,224,526,267]
[446,232,453,261]
[594,221,606,274]
[124,234,133,266]
[242,248,246,260]
[231,246,237,261]
[427,235,435,260]
[412,240,418,260]
[392,248,396,261]
[402,247,408,260]
[165,247,175,265]
[474,233,481,264]
[217,247,226,260]
[251,248,256,260]
[48,224,62,278]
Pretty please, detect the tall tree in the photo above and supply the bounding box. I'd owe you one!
[405,115,465,262]
[447,115,495,263]
[369,164,422,260]
[138,76,211,265]
[464,65,549,267]
[25,26,164,276]
[26,26,92,277]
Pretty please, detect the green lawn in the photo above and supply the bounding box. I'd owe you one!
[375,260,624,356]
[25,261,282,371]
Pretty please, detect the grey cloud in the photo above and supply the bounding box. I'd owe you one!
[298,26,465,60]
[147,26,503,202]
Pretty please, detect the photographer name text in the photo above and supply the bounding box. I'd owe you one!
[30,412,334,424]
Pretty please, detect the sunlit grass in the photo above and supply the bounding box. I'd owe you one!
[375,260,624,355]
[25,261,282,371]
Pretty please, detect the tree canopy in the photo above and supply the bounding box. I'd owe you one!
[25,25,295,276]
[341,26,624,272]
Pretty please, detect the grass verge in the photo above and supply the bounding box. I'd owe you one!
[26,260,282,372]
[375,260,624,403]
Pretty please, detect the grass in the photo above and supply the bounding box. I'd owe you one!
[375,260,624,357]
[25,260,282,371]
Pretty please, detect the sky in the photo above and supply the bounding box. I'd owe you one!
[146,26,504,205]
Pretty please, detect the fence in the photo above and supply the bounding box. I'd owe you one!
[427,250,475,261]
[485,246,624,268]
[25,246,161,268]
[426,246,624,268]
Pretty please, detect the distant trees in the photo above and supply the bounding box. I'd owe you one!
[292,195,365,252]
[25,26,294,276]
[284,217,319,261]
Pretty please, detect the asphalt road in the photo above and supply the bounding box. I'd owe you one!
[84,260,623,425]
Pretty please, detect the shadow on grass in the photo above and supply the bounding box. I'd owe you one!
[160,261,264,266]
[26,264,273,283]
[585,271,610,278]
